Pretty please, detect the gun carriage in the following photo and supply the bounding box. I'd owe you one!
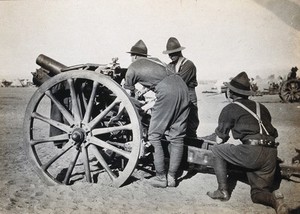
[23,55,300,187]
[279,78,300,103]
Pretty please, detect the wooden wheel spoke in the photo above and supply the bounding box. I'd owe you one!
[63,149,81,185]
[88,99,121,129]
[90,145,117,180]
[67,78,81,122]
[92,124,132,135]
[79,90,88,115]
[89,136,131,159]
[81,145,92,182]
[283,91,291,100]
[77,82,90,119]
[31,133,69,146]
[32,112,71,133]
[282,92,289,97]
[83,81,99,123]
[41,141,74,171]
[77,95,84,120]
[45,90,74,125]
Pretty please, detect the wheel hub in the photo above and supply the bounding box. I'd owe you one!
[71,128,86,143]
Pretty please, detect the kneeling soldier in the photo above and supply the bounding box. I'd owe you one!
[208,72,289,214]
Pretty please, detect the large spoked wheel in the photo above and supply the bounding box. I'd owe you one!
[279,79,300,103]
[23,70,142,187]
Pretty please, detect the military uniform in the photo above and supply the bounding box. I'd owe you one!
[207,72,288,214]
[163,37,199,137]
[213,99,278,201]
[125,40,190,187]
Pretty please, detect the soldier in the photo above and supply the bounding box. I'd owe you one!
[123,40,190,188]
[207,72,289,214]
[163,37,199,138]
[287,66,298,80]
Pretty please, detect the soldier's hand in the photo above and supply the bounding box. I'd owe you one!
[216,136,224,144]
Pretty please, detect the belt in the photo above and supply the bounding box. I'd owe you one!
[243,139,278,148]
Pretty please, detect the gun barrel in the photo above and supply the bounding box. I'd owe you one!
[36,54,67,75]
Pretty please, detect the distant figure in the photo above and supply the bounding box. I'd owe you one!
[287,66,298,80]
[292,148,300,164]
[250,78,258,92]
[277,76,283,87]
[108,57,120,70]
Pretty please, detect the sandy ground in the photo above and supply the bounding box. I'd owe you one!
[0,84,299,214]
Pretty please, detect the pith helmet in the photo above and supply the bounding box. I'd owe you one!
[127,40,148,56]
[224,72,254,96]
[162,37,186,54]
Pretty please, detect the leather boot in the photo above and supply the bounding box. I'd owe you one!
[167,174,176,187]
[168,142,184,187]
[272,190,289,214]
[207,156,229,201]
[251,190,289,214]
[207,189,229,201]
[149,174,167,188]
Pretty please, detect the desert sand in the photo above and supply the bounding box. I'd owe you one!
[0,84,299,214]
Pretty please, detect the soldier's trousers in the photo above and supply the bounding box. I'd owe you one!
[148,75,190,177]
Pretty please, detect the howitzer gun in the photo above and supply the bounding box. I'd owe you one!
[25,54,219,187]
[32,54,126,86]
[24,54,300,187]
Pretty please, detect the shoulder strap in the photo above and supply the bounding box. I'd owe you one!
[233,101,270,135]
[175,57,186,73]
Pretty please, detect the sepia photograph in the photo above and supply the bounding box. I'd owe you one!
[0,0,300,213]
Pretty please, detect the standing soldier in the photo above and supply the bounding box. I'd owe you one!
[123,40,190,188]
[163,37,199,138]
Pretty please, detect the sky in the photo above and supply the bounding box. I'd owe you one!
[0,0,300,81]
